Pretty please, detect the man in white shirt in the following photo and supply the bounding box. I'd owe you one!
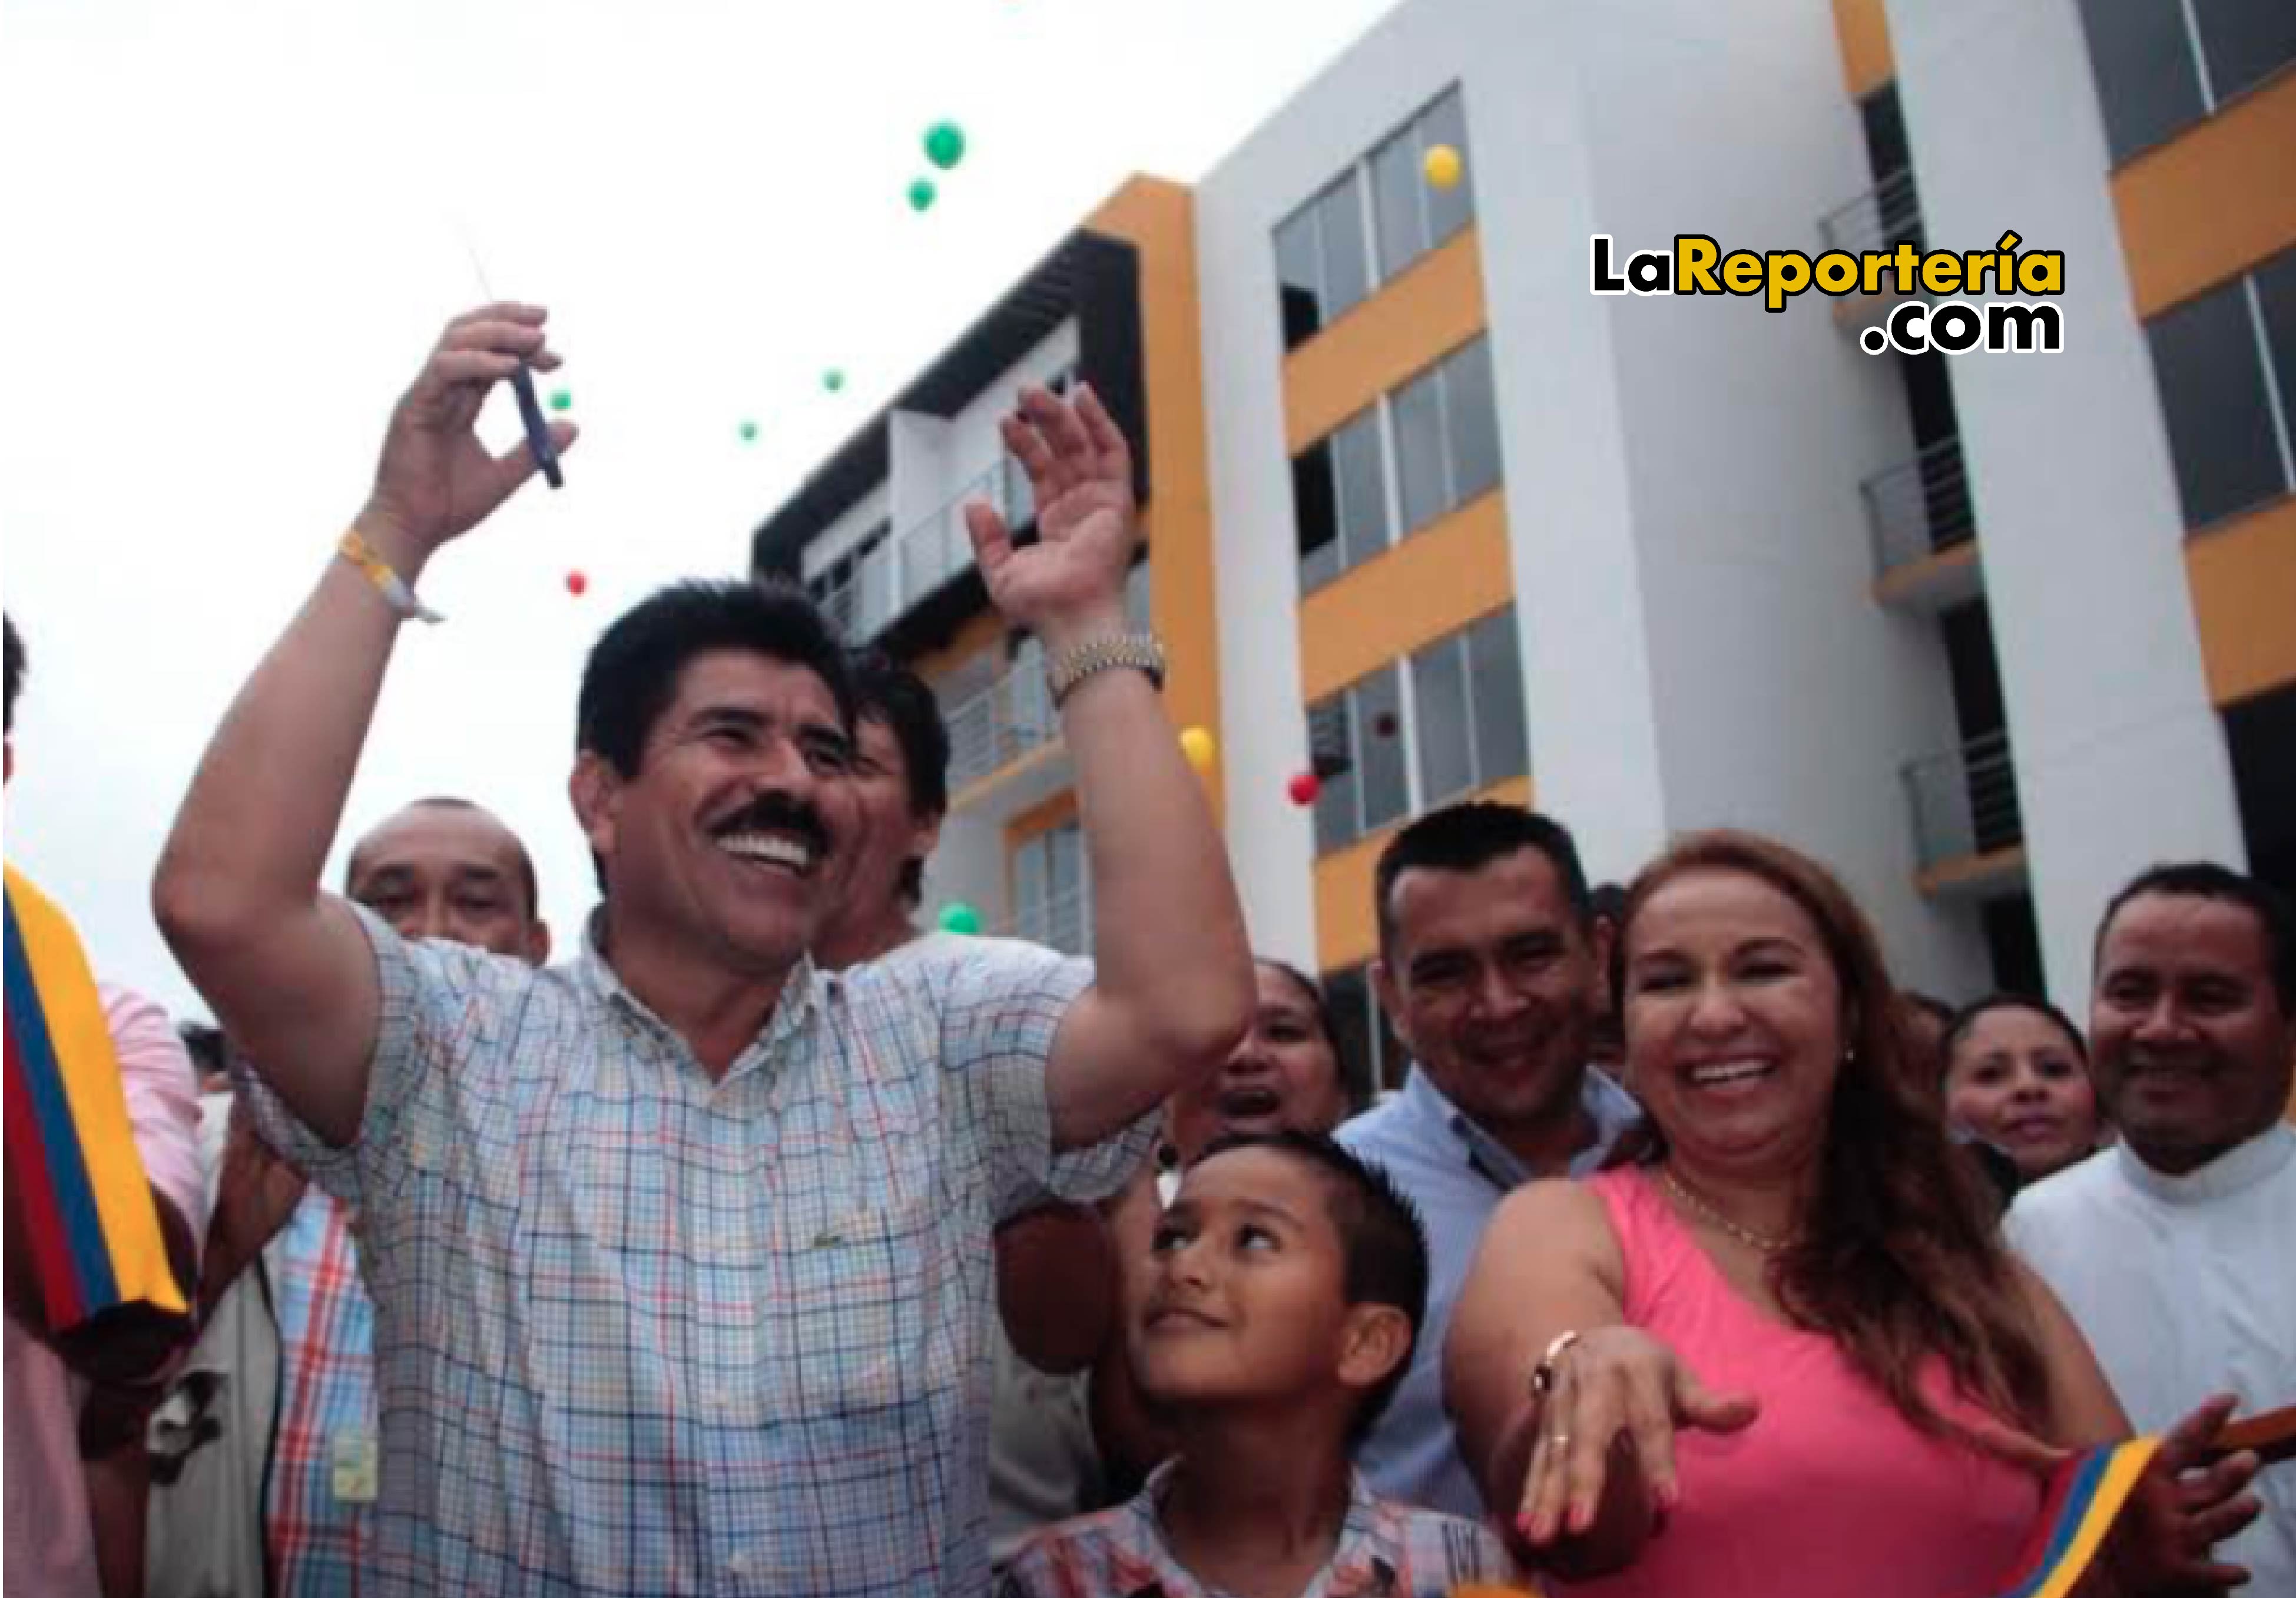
[2009,862,2294,1594]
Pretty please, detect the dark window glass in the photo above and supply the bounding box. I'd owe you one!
[1335,409,1391,572]
[2076,0,2208,162]
[2195,0,2296,105]
[1321,965,1379,1106]
[1356,667,1409,834]
[1391,363,1450,534]
[1294,438,1341,592]
[1412,634,1474,803]
[2225,680,2296,904]
[1982,894,2047,997]
[2254,251,2296,456]
[1276,208,1324,351]
[1857,85,1911,186]
[1308,696,1357,854]
[1941,600,2009,742]
[1467,608,1529,782]
[1446,338,1502,505]
[2146,279,2285,528]
[1422,88,1474,248]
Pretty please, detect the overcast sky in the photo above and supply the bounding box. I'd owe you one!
[0,0,1403,1020]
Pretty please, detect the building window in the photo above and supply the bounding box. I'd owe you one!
[1012,819,1089,956]
[806,521,891,636]
[1275,171,1372,351]
[2225,680,2296,904]
[1293,337,1502,593]
[2146,249,2296,531]
[1275,87,1476,352]
[1369,87,1474,284]
[1305,606,1530,856]
[1322,963,1406,1101]
[1294,407,1390,593]
[2078,0,2296,164]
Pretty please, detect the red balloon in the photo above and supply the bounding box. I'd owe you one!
[1287,771,1321,806]
[565,571,588,597]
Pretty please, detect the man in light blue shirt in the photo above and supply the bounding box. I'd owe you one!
[1338,803,1641,1518]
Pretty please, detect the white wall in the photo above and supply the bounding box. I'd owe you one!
[941,320,1079,495]
[1193,47,1331,970]
[1197,0,1987,991]
[795,323,1077,588]
[1573,0,1986,991]
[1887,0,2247,1004]
[799,481,891,581]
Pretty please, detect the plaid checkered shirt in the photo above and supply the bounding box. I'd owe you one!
[236,907,1154,1596]
[995,1462,1522,1598]
[264,1186,377,1596]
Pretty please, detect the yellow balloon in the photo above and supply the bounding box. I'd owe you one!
[1179,726,1217,773]
[1423,143,1463,191]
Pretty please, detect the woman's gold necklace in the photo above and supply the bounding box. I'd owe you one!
[1660,1166,1793,1254]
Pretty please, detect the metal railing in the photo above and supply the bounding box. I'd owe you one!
[1902,729,2023,871]
[1818,167,1923,259]
[1861,436,1974,578]
[943,651,1058,793]
[1005,884,1091,957]
[817,456,1033,642]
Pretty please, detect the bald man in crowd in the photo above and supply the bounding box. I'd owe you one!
[146,798,549,1598]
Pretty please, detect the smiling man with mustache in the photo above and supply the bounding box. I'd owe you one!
[2009,862,2296,1596]
[151,303,1253,1596]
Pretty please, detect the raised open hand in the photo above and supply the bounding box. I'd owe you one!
[964,383,1138,652]
[356,303,579,567]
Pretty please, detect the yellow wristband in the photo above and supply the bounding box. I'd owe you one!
[337,528,442,624]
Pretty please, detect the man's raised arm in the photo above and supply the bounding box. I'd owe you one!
[964,384,1253,1150]
[153,305,576,1146]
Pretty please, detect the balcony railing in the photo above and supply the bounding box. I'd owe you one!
[1861,436,1974,579]
[819,456,1033,643]
[1819,167,1923,259]
[943,652,1058,793]
[1004,884,1091,957]
[1902,729,2022,872]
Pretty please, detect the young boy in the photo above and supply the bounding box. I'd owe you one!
[998,1131,1525,1598]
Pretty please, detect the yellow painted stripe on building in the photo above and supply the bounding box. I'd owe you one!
[1298,491,1513,703]
[2115,71,2296,319]
[913,608,1008,691]
[1089,177,1226,829]
[1871,540,1978,607]
[1005,787,1081,849]
[2185,494,2296,706]
[1831,0,1893,99]
[1914,845,2029,901]
[1314,775,1534,973]
[1283,228,1486,456]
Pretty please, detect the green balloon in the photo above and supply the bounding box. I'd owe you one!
[923,121,966,171]
[937,901,983,937]
[548,388,572,412]
[738,419,759,444]
[822,369,846,393]
[907,177,937,213]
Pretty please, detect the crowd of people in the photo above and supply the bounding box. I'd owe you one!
[3,303,2289,1597]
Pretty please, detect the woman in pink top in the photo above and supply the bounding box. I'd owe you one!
[1443,831,2264,1597]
